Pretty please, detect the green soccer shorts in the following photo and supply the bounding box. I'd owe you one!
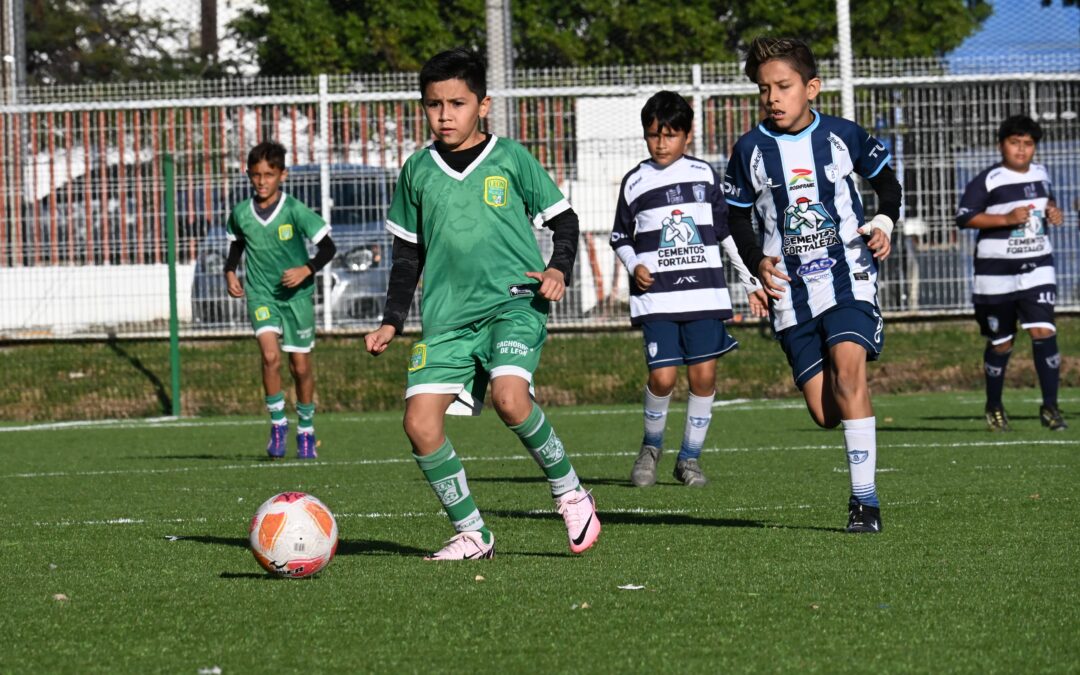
[247,294,316,353]
[406,305,547,416]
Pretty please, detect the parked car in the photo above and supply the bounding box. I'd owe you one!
[191,164,397,328]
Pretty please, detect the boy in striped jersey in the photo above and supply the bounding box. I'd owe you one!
[610,90,767,488]
[365,48,600,560]
[725,37,902,533]
[957,115,1066,431]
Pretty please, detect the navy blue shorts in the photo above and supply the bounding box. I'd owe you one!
[975,287,1056,344]
[777,302,884,389]
[641,318,738,370]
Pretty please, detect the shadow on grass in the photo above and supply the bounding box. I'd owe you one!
[878,426,972,433]
[107,337,171,415]
[469,475,674,489]
[132,454,257,461]
[489,509,841,533]
[173,534,427,557]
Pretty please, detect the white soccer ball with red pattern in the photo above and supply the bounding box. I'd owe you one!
[249,492,338,578]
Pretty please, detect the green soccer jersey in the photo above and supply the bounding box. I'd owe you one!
[386,135,570,336]
[226,193,329,300]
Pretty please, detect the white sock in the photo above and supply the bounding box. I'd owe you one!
[843,416,878,506]
[678,391,715,461]
[642,386,671,449]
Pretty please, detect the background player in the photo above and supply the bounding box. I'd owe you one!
[610,90,767,488]
[224,140,336,459]
[365,48,600,560]
[725,37,902,533]
[956,115,1066,431]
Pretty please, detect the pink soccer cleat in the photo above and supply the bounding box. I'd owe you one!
[423,530,495,561]
[556,488,601,554]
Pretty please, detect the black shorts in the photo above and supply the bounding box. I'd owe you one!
[974,288,1056,344]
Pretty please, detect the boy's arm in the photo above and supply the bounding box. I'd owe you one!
[379,236,423,335]
[857,164,903,259]
[954,169,1027,230]
[718,235,761,297]
[544,208,579,283]
[963,209,1033,230]
[223,235,245,297]
[281,236,337,288]
[727,206,764,276]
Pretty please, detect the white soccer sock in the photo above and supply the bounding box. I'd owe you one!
[642,386,671,448]
[842,416,878,506]
[678,391,715,461]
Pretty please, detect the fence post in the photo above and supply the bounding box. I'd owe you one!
[836,0,856,121]
[164,153,181,417]
[692,63,704,159]
[319,73,334,331]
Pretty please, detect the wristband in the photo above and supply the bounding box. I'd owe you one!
[858,214,894,240]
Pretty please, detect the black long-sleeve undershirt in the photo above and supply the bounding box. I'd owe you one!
[223,235,337,275]
[728,164,902,275]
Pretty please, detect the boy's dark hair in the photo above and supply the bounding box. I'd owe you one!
[998,115,1043,144]
[743,36,817,84]
[641,91,694,133]
[419,47,486,100]
[247,140,287,170]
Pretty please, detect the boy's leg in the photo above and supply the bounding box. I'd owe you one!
[405,393,494,560]
[674,320,735,487]
[821,304,884,533]
[256,329,289,459]
[487,308,599,554]
[632,321,680,486]
[976,300,1017,431]
[1020,290,1066,430]
[282,296,319,456]
[288,352,318,458]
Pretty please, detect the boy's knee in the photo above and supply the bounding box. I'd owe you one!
[403,412,439,448]
[647,369,677,397]
[491,392,530,426]
[261,351,281,369]
[810,410,841,429]
[1028,327,1055,340]
[989,339,1014,353]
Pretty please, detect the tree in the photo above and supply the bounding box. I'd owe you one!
[231,0,994,76]
[25,0,213,86]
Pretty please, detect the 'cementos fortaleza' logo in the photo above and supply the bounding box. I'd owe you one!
[657,209,707,269]
[782,197,839,255]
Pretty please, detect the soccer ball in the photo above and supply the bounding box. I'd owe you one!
[249,492,338,578]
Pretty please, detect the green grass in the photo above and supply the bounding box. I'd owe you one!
[4,316,1080,421]
[2,390,1078,673]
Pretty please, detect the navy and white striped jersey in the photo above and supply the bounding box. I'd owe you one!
[609,155,756,325]
[723,111,890,332]
[956,163,1056,304]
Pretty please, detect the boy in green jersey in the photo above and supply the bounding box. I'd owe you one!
[224,140,337,459]
[365,48,600,560]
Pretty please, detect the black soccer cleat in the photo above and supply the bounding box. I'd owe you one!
[1040,405,1068,431]
[846,496,882,534]
[985,404,1011,432]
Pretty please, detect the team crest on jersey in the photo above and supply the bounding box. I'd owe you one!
[782,197,839,255]
[1024,184,1038,199]
[824,162,840,183]
[484,176,509,207]
[255,306,271,321]
[409,343,427,372]
[648,341,658,358]
[692,183,707,202]
[789,168,815,190]
[278,224,294,241]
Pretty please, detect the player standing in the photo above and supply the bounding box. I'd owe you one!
[724,37,902,533]
[610,90,768,488]
[224,140,337,459]
[365,48,600,560]
[956,115,1066,431]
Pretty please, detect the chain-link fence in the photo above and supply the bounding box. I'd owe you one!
[1,57,1078,340]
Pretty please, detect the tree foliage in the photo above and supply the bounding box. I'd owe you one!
[230,0,994,76]
[24,0,211,86]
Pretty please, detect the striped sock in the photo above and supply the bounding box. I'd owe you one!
[296,401,315,434]
[642,386,671,449]
[509,403,580,497]
[265,392,287,425]
[843,417,878,507]
[677,391,714,462]
[414,439,490,542]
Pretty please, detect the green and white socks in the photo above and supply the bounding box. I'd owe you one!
[415,439,492,542]
[510,403,581,497]
[265,392,287,427]
[296,401,315,435]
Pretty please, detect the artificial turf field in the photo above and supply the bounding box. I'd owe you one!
[2,389,1078,674]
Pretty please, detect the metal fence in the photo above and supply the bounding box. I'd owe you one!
[1,58,1079,339]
